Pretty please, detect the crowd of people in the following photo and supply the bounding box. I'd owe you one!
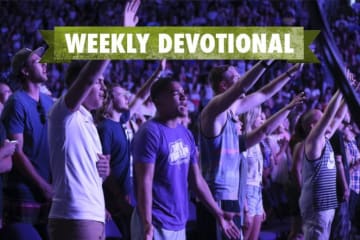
[0,0,359,240]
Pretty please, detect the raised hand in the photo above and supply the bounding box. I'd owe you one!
[160,59,166,71]
[286,92,306,110]
[124,0,141,27]
[155,59,166,75]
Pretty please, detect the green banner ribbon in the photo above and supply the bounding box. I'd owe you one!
[40,27,319,63]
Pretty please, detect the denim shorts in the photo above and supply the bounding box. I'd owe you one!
[246,185,264,216]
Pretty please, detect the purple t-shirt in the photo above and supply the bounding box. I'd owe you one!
[132,119,197,230]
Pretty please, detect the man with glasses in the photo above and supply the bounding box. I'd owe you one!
[1,47,54,239]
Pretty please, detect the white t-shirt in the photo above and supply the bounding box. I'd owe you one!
[48,96,105,222]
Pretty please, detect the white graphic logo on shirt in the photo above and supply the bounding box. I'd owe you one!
[327,151,335,169]
[169,140,190,165]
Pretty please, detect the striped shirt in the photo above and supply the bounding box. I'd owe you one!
[300,140,338,212]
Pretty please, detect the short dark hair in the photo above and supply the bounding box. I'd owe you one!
[208,65,229,93]
[301,109,322,135]
[64,60,88,88]
[150,77,178,102]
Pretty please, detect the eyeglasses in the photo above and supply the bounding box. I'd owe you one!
[37,100,46,124]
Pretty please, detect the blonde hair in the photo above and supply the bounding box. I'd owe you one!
[240,106,262,134]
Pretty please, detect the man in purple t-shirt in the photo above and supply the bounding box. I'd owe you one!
[131,77,240,240]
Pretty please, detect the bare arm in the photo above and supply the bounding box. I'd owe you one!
[0,156,12,173]
[335,155,350,202]
[189,162,241,239]
[291,142,303,190]
[246,92,305,148]
[129,60,165,116]
[0,140,16,173]
[305,90,343,160]
[65,0,141,111]
[203,60,272,120]
[327,100,348,138]
[9,133,52,201]
[201,60,273,137]
[65,61,110,111]
[235,63,302,115]
[135,162,154,240]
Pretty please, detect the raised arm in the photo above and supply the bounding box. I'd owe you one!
[129,60,165,116]
[327,67,356,138]
[305,90,343,160]
[246,92,305,148]
[203,60,272,119]
[326,100,348,138]
[65,0,141,111]
[65,61,110,111]
[235,63,303,115]
[201,60,273,137]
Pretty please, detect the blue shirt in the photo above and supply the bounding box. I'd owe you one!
[1,91,53,202]
[132,119,197,231]
[97,116,131,195]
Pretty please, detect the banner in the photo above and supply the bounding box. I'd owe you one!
[40,27,319,63]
